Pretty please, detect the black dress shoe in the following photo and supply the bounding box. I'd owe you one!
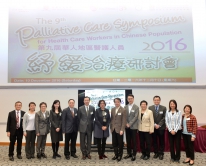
[17,155,22,159]
[56,153,61,157]
[140,154,145,159]
[26,156,31,159]
[153,153,159,158]
[71,154,78,158]
[112,156,118,160]
[31,155,35,158]
[117,156,122,162]
[124,154,132,159]
[87,154,91,159]
[53,153,56,159]
[37,153,41,159]
[65,155,70,160]
[131,156,136,161]
[82,155,86,160]
[170,159,175,163]
[143,156,150,160]
[9,156,14,161]
[41,153,47,158]
[174,160,180,163]
[159,155,164,160]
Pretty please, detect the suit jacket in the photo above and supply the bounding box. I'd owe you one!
[6,110,25,136]
[62,107,79,133]
[78,105,95,133]
[138,109,154,133]
[148,105,166,130]
[35,110,50,135]
[94,108,111,138]
[124,104,139,129]
[110,106,127,134]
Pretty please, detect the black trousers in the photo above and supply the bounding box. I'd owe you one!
[182,134,195,160]
[139,131,151,157]
[125,128,137,156]
[9,129,23,156]
[25,130,36,157]
[112,130,123,157]
[64,131,78,156]
[152,129,165,155]
[96,136,107,156]
[168,130,181,160]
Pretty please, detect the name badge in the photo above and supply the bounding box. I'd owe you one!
[159,112,163,114]
[104,112,107,115]
[90,112,93,115]
[118,113,121,115]
[186,118,190,120]
[75,114,77,116]
[131,110,134,112]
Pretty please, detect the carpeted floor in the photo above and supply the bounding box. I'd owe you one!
[0,146,205,166]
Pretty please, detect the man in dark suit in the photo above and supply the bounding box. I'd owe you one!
[110,98,127,162]
[78,96,95,160]
[6,101,25,161]
[124,94,139,161]
[148,96,166,160]
[62,99,79,160]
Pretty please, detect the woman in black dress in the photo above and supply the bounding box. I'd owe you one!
[50,100,63,159]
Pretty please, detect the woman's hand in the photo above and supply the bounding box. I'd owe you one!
[56,128,60,132]
[24,132,27,137]
[191,137,195,141]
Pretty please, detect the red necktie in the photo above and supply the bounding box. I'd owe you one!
[16,111,20,129]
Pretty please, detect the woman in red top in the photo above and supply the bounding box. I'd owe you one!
[182,105,197,166]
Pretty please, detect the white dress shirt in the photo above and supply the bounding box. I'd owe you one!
[16,110,21,125]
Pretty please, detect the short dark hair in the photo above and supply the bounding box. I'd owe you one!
[140,100,148,106]
[29,102,36,107]
[68,99,75,102]
[15,101,22,105]
[98,100,106,107]
[169,99,177,111]
[184,105,192,114]
[153,96,161,100]
[127,94,134,98]
[84,96,90,101]
[113,98,121,103]
[39,102,47,108]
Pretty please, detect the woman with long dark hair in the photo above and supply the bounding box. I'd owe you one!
[50,100,63,159]
[165,100,182,163]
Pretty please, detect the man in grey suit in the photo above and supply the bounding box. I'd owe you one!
[62,99,79,160]
[110,98,127,162]
[148,96,166,160]
[124,94,139,161]
[35,102,50,159]
[78,96,95,160]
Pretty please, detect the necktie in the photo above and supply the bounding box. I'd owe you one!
[71,108,74,117]
[155,106,158,116]
[86,106,89,115]
[16,111,20,129]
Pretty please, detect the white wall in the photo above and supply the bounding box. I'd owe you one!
[0,88,205,143]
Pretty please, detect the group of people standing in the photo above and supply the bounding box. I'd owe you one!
[6,95,197,165]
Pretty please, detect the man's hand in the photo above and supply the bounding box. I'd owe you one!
[7,132,10,137]
[36,133,40,136]
[23,132,27,137]
[120,131,124,135]
[126,123,130,128]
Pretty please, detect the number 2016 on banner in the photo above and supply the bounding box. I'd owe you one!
[143,38,187,51]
